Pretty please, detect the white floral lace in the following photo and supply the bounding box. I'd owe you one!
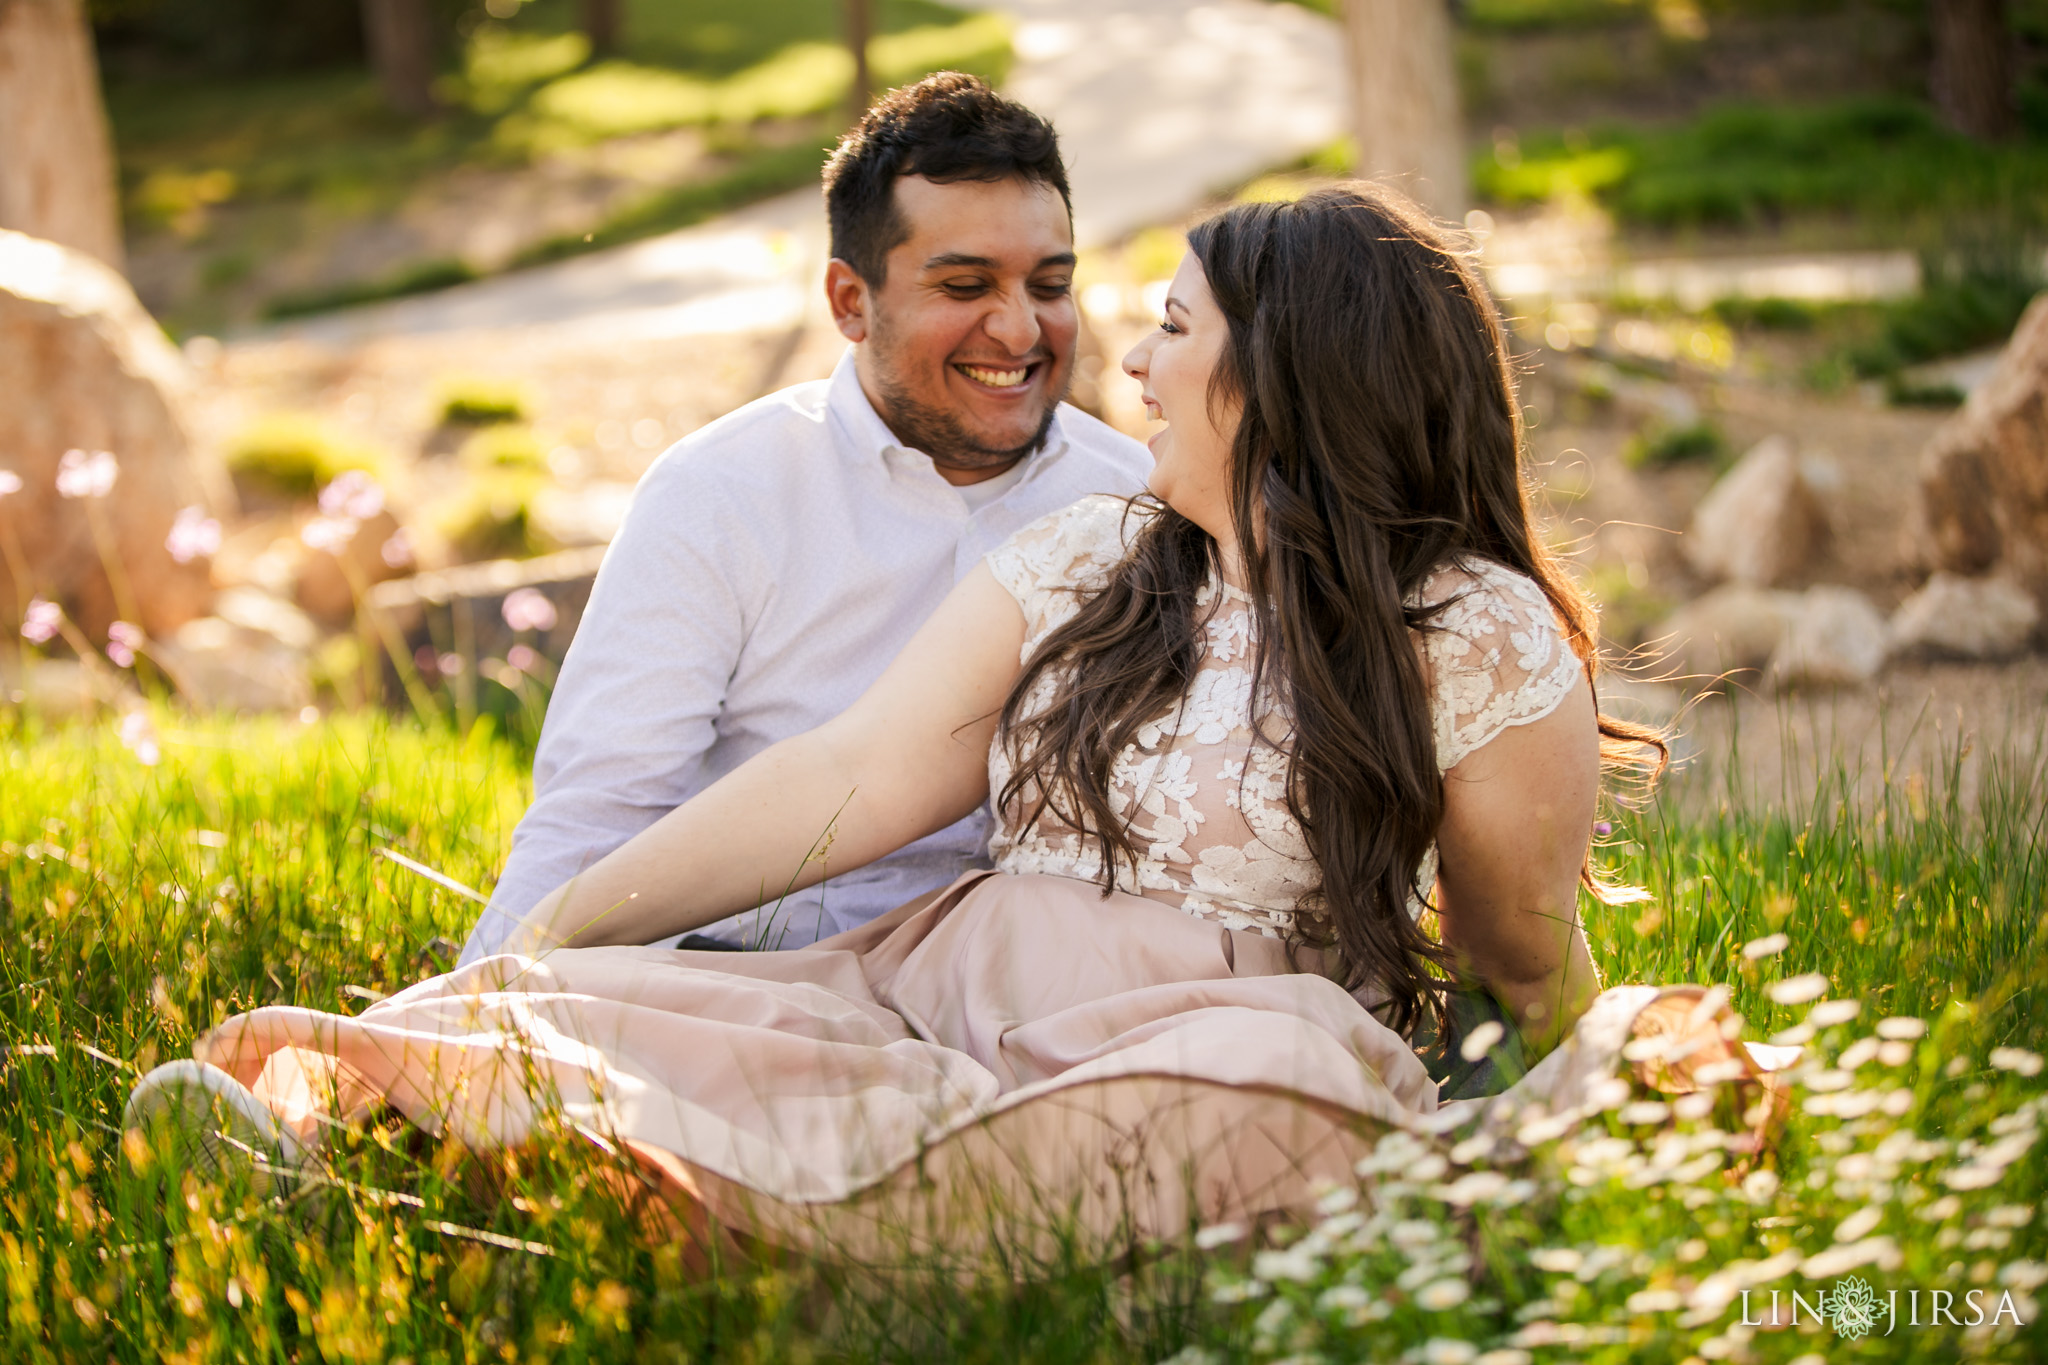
[984,495,1583,940]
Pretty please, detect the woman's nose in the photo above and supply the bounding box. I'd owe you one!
[1121,333,1155,380]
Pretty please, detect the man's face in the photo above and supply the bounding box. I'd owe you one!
[834,174,1078,478]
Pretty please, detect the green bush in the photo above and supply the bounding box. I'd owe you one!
[1475,97,2048,234]
[437,474,554,562]
[1846,261,2043,378]
[1708,295,1819,331]
[224,413,387,500]
[458,423,548,471]
[1624,417,1726,469]
[439,377,532,427]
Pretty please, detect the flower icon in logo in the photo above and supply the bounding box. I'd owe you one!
[1825,1275,1881,1341]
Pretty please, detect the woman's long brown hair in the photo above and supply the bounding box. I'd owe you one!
[995,184,1665,1039]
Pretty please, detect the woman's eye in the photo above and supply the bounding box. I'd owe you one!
[1159,318,1181,335]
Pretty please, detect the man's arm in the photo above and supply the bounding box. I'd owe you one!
[458,460,750,965]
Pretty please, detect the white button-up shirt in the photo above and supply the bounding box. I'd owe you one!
[460,351,1153,963]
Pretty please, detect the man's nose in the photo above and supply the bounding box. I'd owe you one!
[983,286,1042,356]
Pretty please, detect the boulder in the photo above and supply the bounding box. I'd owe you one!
[293,507,411,628]
[1769,587,1889,689]
[1684,435,1826,587]
[365,545,605,700]
[153,616,313,714]
[1917,291,2048,611]
[1888,572,2040,660]
[1654,585,1797,686]
[0,230,225,640]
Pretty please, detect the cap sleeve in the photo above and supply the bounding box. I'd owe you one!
[986,494,1149,650]
[1416,560,1585,772]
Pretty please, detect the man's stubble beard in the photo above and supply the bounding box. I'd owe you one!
[868,323,1069,474]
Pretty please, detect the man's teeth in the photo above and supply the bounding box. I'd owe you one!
[961,364,1029,388]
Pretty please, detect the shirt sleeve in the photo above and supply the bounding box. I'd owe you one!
[458,457,753,964]
[1417,560,1586,773]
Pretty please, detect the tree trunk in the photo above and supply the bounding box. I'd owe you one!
[581,0,619,58]
[845,0,873,121]
[0,0,123,272]
[1339,0,1467,220]
[360,0,438,120]
[1930,0,2016,140]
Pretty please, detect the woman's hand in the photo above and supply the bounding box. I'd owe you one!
[516,563,1030,953]
[1432,673,1603,1058]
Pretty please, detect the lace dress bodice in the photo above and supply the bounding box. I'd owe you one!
[984,495,1584,940]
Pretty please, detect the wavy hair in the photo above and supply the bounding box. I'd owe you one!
[994,184,1665,1038]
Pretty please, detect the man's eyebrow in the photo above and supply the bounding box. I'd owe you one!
[920,251,1079,270]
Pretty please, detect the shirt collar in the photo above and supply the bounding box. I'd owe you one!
[825,347,1070,476]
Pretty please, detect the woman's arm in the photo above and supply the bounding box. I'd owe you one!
[503,563,1029,953]
[1431,674,1602,1058]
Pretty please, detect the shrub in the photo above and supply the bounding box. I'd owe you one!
[436,473,553,562]
[438,377,531,427]
[1625,417,1726,469]
[1709,295,1819,331]
[458,423,547,471]
[224,413,386,501]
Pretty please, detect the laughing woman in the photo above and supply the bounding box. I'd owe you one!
[128,185,1782,1260]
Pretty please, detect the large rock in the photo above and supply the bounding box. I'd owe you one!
[365,546,606,700]
[1888,572,2040,660]
[0,230,224,639]
[1917,291,2048,611]
[1655,584,1796,686]
[1769,586,1889,689]
[1685,435,1826,587]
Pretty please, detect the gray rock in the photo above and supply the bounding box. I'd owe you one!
[0,230,225,639]
[154,616,313,713]
[1654,585,1798,687]
[1888,572,2039,660]
[1769,586,1889,689]
[365,546,606,699]
[1685,435,1827,587]
[1917,292,2048,614]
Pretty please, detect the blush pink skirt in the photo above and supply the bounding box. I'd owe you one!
[196,872,1698,1261]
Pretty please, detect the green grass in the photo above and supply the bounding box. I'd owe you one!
[2,709,2045,1360]
[1476,97,2048,237]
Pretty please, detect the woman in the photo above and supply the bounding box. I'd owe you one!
[128,185,1776,1259]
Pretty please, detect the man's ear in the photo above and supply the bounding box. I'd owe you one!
[825,259,871,343]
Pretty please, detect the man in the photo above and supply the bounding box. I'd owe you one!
[459,73,1152,964]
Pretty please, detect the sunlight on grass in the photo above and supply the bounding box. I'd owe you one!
[1,710,2043,1359]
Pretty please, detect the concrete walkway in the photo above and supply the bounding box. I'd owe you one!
[258,0,1348,350]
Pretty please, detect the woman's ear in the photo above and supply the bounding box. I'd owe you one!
[825,259,870,343]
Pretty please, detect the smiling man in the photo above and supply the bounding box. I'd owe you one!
[459,74,1151,963]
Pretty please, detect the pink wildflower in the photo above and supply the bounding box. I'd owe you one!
[0,469,22,497]
[165,506,222,564]
[380,527,414,569]
[107,620,144,668]
[55,449,118,499]
[318,470,385,522]
[501,587,557,633]
[506,643,540,674]
[21,597,61,644]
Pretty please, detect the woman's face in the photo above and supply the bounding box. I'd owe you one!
[1122,253,1242,556]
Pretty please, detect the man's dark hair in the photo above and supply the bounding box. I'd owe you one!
[823,72,1071,285]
